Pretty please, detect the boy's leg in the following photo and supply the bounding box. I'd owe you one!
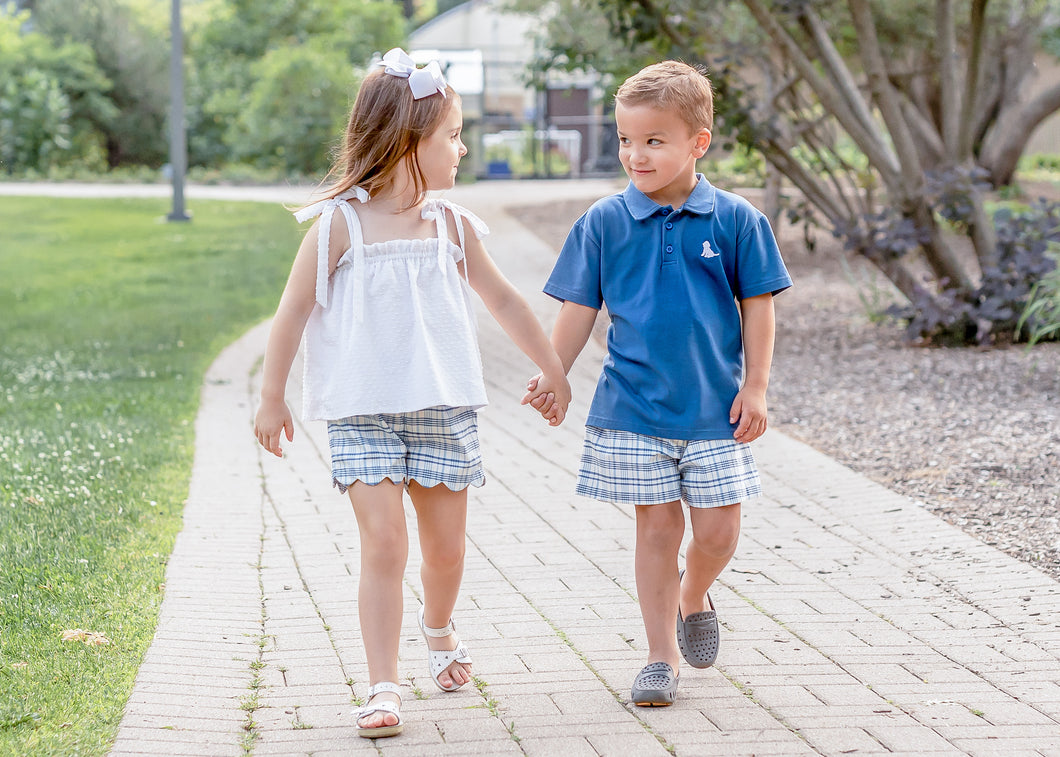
[409,482,472,690]
[634,501,685,671]
[682,503,741,614]
[348,480,409,728]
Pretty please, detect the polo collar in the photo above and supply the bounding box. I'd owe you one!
[622,174,717,220]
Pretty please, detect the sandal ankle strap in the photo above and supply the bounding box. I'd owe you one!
[367,681,402,699]
[420,616,456,638]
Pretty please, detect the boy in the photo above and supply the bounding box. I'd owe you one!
[524,60,791,705]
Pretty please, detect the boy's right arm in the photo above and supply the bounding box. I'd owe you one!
[254,222,332,456]
[522,300,599,414]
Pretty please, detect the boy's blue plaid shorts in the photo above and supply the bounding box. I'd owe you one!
[326,406,485,494]
[575,427,761,508]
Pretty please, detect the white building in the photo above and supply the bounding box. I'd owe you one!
[409,0,611,178]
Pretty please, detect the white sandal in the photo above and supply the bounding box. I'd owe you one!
[354,681,403,739]
[418,606,473,692]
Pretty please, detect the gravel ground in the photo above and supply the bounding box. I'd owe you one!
[510,195,1060,581]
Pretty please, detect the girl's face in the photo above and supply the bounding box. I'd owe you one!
[416,99,467,191]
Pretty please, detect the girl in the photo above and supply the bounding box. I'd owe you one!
[253,48,571,739]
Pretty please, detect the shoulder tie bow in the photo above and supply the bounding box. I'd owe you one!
[294,187,370,314]
[377,48,448,100]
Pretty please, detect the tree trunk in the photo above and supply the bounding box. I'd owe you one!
[912,202,973,292]
[981,82,1060,185]
[764,166,782,231]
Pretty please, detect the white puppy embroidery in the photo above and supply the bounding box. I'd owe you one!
[701,240,719,258]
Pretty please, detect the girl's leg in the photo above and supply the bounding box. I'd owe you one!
[634,501,685,671]
[682,503,741,614]
[408,481,471,690]
[349,480,408,729]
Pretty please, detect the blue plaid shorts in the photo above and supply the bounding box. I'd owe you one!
[576,427,761,508]
[327,406,485,494]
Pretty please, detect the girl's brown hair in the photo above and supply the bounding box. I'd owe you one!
[321,67,457,207]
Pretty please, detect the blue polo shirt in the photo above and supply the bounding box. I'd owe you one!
[544,176,792,440]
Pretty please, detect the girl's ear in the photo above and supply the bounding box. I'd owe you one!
[693,128,712,158]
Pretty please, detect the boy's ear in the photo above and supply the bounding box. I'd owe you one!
[694,128,712,158]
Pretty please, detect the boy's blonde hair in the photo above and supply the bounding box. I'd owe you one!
[615,60,714,133]
[322,67,458,206]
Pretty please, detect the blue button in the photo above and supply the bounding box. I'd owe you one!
[666,245,673,253]
[665,222,673,230]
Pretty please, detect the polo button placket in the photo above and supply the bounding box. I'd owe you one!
[662,209,680,266]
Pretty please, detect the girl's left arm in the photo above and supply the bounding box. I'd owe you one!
[460,219,571,425]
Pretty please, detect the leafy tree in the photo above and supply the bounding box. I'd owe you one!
[0,69,71,173]
[512,0,659,86]
[532,0,1060,344]
[30,0,169,167]
[187,0,405,172]
[232,44,358,174]
[0,4,114,173]
[436,0,467,15]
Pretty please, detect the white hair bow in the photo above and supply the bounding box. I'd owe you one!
[377,48,447,100]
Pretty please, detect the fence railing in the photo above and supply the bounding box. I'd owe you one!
[467,114,620,180]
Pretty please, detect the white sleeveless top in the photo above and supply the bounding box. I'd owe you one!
[295,188,490,421]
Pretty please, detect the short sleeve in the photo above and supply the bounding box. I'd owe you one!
[543,213,603,310]
[734,209,792,300]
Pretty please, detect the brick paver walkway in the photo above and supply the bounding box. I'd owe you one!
[99,181,1060,756]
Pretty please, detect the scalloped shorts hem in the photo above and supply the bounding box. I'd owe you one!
[332,474,486,495]
[328,406,485,495]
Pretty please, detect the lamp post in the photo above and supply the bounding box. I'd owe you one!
[167,0,190,222]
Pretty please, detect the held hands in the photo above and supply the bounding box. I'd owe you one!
[730,387,767,444]
[254,397,295,457]
[521,373,571,427]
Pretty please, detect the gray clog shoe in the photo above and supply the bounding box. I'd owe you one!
[677,570,719,668]
[631,661,678,706]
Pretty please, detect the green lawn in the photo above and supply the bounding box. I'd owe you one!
[0,196,302,756]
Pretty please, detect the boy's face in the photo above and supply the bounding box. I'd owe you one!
[615,102,711,208]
